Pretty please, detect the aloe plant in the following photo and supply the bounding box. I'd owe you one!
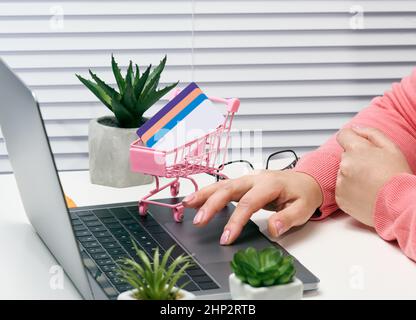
[230,247,296,287]
[117,243,193,300]
[76,55,178,128]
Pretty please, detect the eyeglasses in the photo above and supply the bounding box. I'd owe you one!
[212,149,299,181]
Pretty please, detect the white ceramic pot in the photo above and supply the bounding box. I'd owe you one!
[88,116,153,188]
[117,288,196,300]
[229,273,303,300]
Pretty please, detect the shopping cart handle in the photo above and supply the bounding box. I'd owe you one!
[209,96,240,113]
[170,88,240,114]
[226,98,240,113]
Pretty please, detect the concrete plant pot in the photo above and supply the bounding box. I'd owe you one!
[88,116,153,188]
[229,273,303,300]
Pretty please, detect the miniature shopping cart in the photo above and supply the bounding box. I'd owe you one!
[129,93,240,223]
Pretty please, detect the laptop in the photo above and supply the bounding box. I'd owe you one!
[0,59,319,300]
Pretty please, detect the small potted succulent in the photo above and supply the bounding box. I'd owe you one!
[117,243,195,300]
[76,55,178,188]
[229,247,303,300]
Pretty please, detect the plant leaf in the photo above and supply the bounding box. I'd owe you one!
[117,258,146,290]
[111,96,137,128]
[133,64,151,111]
[247,276,262,287]
[156,245,174,291]
[121,61,136,107]
[244,247,260,269]
[121,62,138,116]
[125,60,134,86]
[119,268,145,289]
[259,247,282,271]
[143,74,160,99]
[132,240,152,271]
[111,54,125,94]
[88,70,120,101]
[166,261,191,296]
[276,265,295,285]
[133,64,140,88]
[161,246,175,270]
[141,55,166,99]
[152,247,161,293]
[76,74,112,111]
[139,81,178,115]
[278,256,294,275]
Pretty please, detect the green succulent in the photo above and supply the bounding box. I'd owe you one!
[230,247,296,287]
[117,243,193,300]
[76,55,178,128]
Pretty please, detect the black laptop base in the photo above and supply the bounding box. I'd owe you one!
[70,198,319,300]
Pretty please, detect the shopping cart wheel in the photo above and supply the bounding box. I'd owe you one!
[170,181,180,197]
[173,206,184,223]
[138,202,148,216]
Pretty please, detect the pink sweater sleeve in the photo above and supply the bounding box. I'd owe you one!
[294,69,416,260]
[374,174,416,261]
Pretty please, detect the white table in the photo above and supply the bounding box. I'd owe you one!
[1,170,415,299]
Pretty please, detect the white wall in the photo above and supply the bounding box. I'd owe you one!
[1,0,416,172]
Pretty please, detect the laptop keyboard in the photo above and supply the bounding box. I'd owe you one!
[70,205,219,300]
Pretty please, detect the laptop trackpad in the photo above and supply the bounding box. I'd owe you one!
[164,216,266,265]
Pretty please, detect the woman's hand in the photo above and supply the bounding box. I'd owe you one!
[335,127,412,226]
[182,170,323,245]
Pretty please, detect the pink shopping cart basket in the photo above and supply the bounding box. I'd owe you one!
[130,93,240,223]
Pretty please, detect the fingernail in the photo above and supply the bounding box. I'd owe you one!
[274,220,285,236]
[193,209,204,225]
[183,193,195,203]
[220,229,231,245]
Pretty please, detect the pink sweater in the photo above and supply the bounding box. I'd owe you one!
[294,69,416,262]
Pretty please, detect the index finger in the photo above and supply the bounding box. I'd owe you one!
[220,182,283,245]
[336,127,369,151]
[182,175,253,209]
[182,180,224,208]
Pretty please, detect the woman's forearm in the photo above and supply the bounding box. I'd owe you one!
[294,69,416,220]
[374,173,416,262]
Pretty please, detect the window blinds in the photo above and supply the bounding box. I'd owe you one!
[1,0,416,172]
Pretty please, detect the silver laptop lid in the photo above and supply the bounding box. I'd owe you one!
[0,59,93,299]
